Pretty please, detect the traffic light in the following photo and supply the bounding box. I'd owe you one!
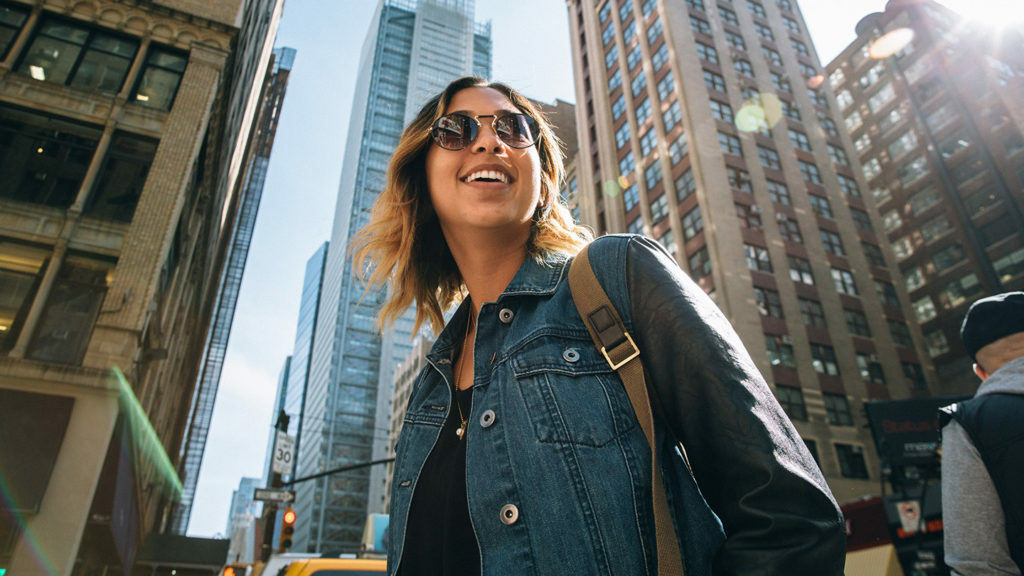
[278,508,296,552]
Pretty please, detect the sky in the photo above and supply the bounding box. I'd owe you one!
[187,0,1023,538]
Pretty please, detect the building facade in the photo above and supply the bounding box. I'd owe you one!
[826,0,1024,396]
[293,0,491,553]
[0,0,285,572]
[565,0,937,504]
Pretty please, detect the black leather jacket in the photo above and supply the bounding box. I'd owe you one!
[617,235,847,574]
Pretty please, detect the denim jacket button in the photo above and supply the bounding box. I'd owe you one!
[480,409,496,428]
[562,348,580,363]
[499,504,519,525]
[499,308,515,323]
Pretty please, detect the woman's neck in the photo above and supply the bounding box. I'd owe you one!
[448,231,528,310]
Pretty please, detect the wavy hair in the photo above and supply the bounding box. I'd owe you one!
[350,76,592,334]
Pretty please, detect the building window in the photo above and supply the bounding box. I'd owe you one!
[780,98,800,120]
[688,245,711,278]
[902,362,927,390]
[778,217,802,243]
[619,150,635,176]
[758,146,781,170]
[26,257,112,365]
[762,46,782,67]
[631,70,648,98]
[856,352,888,383]
[650,193,669,223]
[921,214,953,245]
[765,334,796,367]
[727,166,752,192]
[85,132,158,222]
[635,97,653,125]
[745,243,772,272]
[710,99,734,123]
[820,116,839,138]
[623,184,639,212]
[925,329,950,357]
[904,266,925,293]
[837,174,859,198]
[658,228,677,257]
[734,59,754,76]
[825,394,854,426]
[719,5,739,26]
[606,44,619,70]
[643,0,658,17]
[809,195,832,219]
[696,41,718,64]
[719,131,743,156]
[736,203,762,229]
[799,297,826,328]
[690,15,712,36]
[645,161,664,190]
[131,46,188,111]
[850,208,872,231]
[627,45,643,70]
[703,69,726,93]
[939,274,984,310]
[811,343,839,375]
[767,180,790,205]
[725,30,745,51]
[662,100,682,131]
[687,0,706,9]
[602,21,615,45]
[624,19,638,43]
[652,43,670,70]
[788,255,814,285]
[600,2,612,23]
[861,242,886,268]
[747,0,767,17]
[646,17,663,45]
[913,296,937,323]
[831,268,857,295]
[932,243,965,273]
[755,286,784,318]
[682,205,704,239]
[788,129,810,151]
[776,386,808,421]
[755,22,774,41]
[1,4,30,60]
[791,38,809,56]
[889,320,913,348]
[627,215,645,235]
[0,105,102,209]
[819,229,844,255]
[612,95,627,121]
[770,71,792,93]
[844,308,871,337]
[616,123,632,149]
[0,241,48,352]
[639,128,657,156]
[881,209,902,233]
[669,132,688,164]
[609,68,623,91]
[835,443,869,478]
[658,71,676,100]
[18,17,140,94]
[620,0,635,21]
[828,145,849,166]
[875,281,899,309]
[676,168,696,202]
[799,160,823,184]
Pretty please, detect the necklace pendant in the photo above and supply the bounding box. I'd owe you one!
[456,425,465,439]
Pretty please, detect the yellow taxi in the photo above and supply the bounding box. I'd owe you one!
[277,557,386,576]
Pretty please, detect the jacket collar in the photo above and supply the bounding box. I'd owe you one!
[426,251,571,364]
[976,355,1024,397]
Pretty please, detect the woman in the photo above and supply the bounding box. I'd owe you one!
[351,76,845,575]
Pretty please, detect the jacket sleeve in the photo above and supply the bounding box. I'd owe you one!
[941,422,1018,575]
[623,235,846,575]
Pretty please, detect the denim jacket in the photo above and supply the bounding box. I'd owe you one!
[388,235,846,575]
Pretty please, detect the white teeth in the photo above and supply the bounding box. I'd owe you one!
[464,170,509,184]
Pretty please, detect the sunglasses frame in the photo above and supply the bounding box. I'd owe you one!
[429,112,540,151]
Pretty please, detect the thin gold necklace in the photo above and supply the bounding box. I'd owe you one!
[453,313,472,439]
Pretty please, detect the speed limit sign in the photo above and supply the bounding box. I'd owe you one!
[272,431,295,475]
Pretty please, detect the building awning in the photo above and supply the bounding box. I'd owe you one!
[135,533,230,572]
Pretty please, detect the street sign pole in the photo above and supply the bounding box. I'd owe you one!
[260,410,289,562]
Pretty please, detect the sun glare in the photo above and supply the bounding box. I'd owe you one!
[942,0,1024,31]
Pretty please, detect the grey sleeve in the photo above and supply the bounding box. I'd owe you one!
[942,421,1021,576]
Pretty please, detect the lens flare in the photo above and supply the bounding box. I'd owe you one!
[869,28,914,59]
[113,366,183,500]
[604,179,621,197]
[617,174,630,189]
[735,93,782,133]
[0,474,59,575]
[807,74,825,89]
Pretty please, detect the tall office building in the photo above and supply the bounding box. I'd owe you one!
[565,0,938,503]
[294,0,491,553]
[172,42,296,535]
[0,0,284,572]
[825,0,1024,396]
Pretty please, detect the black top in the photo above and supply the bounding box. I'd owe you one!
[398,385,480,576]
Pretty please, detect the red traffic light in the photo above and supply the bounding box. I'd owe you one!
[283,509,296,525]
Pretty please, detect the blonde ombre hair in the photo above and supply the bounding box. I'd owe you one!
[350,76,592,334]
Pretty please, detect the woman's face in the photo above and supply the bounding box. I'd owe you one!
[425,86,543,245]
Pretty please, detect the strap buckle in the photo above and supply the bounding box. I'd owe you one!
[601,332,640,370]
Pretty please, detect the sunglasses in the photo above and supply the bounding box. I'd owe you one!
[429,112,540,151]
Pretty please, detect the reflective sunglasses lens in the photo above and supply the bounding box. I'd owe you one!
[433,114,476,150]
[495,114,538,148]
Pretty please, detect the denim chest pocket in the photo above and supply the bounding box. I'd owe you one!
[510,334,638,447]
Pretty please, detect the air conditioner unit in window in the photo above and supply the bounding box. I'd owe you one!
[750,205,762,214]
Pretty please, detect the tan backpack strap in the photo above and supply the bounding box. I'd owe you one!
[569,244,685,576]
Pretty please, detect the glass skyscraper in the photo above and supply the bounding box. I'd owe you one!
[293,0,491,553]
